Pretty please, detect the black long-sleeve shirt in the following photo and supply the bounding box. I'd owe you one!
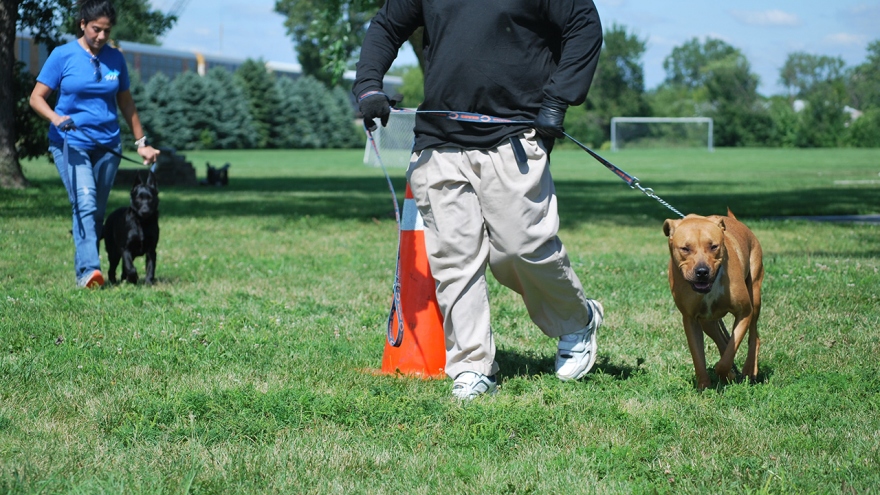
[353,0,603,151]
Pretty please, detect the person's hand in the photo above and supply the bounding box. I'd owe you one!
[138,145,160,166]
[56,117,77,132]
[533,96,568,139]
[358,91,392,132]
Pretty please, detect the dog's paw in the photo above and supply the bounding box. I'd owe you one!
[714,363,737,383]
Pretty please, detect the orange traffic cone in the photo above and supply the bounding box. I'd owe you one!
[380,184,446,378]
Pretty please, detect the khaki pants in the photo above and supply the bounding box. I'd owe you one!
[406,131,593,379]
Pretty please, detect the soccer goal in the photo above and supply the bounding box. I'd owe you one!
[363,110,417,168]
[610,117,714,152]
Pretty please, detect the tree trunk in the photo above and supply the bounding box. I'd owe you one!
[0,0,30,189]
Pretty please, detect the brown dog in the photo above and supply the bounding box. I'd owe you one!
[663,210,764,390]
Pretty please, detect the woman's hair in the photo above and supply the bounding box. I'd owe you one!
[78,0,117,27]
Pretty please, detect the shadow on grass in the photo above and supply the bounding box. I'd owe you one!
[495,348,641,381]
[4,176,878,230]
[708,362,774,393]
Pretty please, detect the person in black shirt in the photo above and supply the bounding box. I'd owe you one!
[354,0,604,399]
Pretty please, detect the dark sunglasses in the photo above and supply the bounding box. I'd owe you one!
[91,56,101,82]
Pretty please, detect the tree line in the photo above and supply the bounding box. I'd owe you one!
[125,61,362,153]
[14,57,362,159]
[391,26,880,150]
[3,1,880,189]
[556,25,880,149]
[275,2,880,150]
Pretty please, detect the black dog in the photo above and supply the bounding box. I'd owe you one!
[103,171,160,285]
[200,162,230,186]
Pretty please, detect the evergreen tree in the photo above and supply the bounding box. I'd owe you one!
[165,71,213,150]
[141,72,173,148]
[204,67,258,149]
[326,86,360,148]
[275,75,359,149]
[235,59,284,148]
[275,76,309,148]
[285,75,328,148]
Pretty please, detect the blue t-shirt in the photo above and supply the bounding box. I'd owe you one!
[37,40,130,149]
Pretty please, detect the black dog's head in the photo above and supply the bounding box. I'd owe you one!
[131,171,159,218]
[205,162,230,186]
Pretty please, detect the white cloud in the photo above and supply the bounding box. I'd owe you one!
[729,9,801,27]
[824,32,869,46]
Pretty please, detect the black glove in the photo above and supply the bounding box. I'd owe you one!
[533,96,567,139]
[58,118,77,132]
[358,91,392,132]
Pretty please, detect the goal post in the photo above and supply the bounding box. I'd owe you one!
[363,110,417,168]
[610,117,714,152]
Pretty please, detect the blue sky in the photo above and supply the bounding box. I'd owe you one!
[156,0,880,96]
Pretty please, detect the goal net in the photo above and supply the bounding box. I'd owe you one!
[610,117,714,151]
[363,110,417,168]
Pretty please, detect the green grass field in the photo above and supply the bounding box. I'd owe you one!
[1,147,879,494]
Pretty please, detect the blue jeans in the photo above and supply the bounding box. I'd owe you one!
[50,142,121,281]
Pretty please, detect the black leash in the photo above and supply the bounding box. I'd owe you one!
[59,120,145,166]
[561,131,685,218]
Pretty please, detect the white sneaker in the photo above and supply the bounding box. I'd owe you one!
[556,299,603,381]
[452,371,498,400]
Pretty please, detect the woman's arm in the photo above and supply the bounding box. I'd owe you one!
[117,89,160,165]
[29,82,68,128]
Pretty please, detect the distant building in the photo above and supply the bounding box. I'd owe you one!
[14,32,401,93]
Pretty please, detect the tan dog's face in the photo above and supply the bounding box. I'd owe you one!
[663,215,726,294]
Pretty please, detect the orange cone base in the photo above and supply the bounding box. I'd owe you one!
[377,186,446,379]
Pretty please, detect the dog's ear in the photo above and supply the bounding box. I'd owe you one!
[715,218,726,232]
[663,219,678,237]
[146,170,157,188]
[132,173,143,187]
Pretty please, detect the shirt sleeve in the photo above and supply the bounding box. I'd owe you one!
[352,0,423,98]
[543,0,603,106]
[36,46,65,91]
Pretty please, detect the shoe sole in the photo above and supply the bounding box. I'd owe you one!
[81,271,105,289]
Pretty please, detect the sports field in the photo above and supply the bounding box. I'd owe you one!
[1,147,879,493]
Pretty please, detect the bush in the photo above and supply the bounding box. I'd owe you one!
[844,108,880,147]
[276,76,360,149]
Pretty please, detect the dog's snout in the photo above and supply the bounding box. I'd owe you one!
[694,265,711,281]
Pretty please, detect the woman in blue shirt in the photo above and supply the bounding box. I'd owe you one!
[30,0,160,289]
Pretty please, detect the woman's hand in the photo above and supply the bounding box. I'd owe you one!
[138,145,161,166]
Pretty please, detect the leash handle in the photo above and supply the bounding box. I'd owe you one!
[365,125,406,347]
[392,108,532,125]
